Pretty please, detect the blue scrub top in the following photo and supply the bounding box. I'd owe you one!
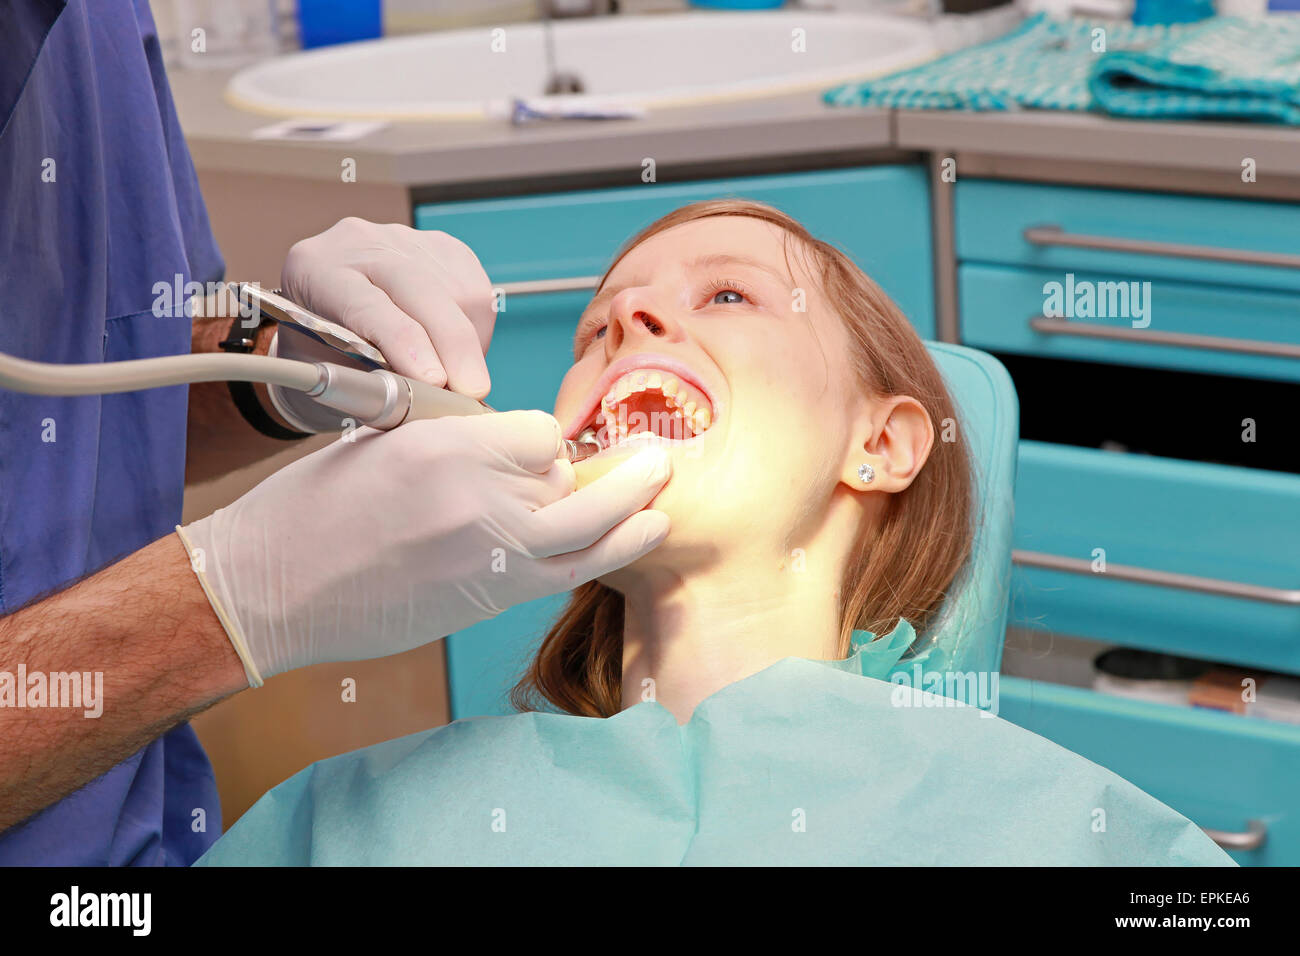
[0,0,225,864]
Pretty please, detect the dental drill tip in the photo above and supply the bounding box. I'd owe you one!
[562,437,602,463]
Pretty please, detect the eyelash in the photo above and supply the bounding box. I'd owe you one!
[574,276,754,352]
[701,276,754,306]
[574,314,606,353]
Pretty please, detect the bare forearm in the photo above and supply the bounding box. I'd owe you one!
[186,289,307,484]
[0,534,247,832]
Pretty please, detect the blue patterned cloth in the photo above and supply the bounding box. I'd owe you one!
[824,13,1300,124]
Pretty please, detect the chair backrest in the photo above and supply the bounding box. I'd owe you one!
[893,343,1019,684]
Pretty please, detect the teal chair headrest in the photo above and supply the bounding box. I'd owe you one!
[893,343,1019,680]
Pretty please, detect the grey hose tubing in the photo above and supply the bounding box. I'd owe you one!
[0,350,321,395]
[0,348,595,455]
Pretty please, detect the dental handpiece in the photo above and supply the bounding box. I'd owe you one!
[0,350,601,463]
[387,367,600,462]
[243,283,602,462]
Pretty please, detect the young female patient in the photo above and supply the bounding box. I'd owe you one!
[198,201,1231,866]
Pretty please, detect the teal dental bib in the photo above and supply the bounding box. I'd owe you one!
[198,621,1232,866]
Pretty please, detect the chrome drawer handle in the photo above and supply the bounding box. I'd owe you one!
[1012,550,1300,606]
[1028,316,1300,360]
[1024,225,1300,270]
[1201,820,1268,852]
[495,276,601,297]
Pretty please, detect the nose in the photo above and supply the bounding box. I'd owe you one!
[603,286,679,356]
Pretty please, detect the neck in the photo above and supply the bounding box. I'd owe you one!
[618,555,843,724]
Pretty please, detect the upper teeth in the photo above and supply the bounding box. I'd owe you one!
[587,368,714,448]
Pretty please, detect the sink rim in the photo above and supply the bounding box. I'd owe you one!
[226,11,937,122]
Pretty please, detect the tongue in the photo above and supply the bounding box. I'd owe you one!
[619,392,687,440]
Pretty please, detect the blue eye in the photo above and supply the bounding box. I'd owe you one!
[704,277,753,306]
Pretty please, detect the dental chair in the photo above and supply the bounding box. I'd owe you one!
[889,343,1019,693]
[445,342,1019,718]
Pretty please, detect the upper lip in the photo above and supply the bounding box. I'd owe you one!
[563,352,720,440]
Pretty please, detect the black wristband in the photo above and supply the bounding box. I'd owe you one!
[217,317,313,441]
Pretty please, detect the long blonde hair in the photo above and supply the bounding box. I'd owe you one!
[511,200,974,717]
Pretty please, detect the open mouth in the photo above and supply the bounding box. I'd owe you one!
[570,359,718,454]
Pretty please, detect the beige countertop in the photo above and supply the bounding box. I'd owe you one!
[170,68,896,188]
[171,62,1300,192]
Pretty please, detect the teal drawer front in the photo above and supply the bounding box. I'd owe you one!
[415,165,936,338]
[1012,441,1300,673]
[955,180,1300,295]
[998,676,1300,865]
[961,263,1300,382]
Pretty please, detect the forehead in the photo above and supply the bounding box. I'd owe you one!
[607,215,801,282]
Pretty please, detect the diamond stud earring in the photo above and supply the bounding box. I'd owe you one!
[857,463,875,484]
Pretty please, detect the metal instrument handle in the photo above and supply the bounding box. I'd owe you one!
[1012,550,1300,606]
[496,276,601,296]
[1028,316,1300,360]
[1024,225,1300,270]
[239,283,390,369]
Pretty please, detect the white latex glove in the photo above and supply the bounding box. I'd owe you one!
[177,410,670,687]
[278,217,495,395]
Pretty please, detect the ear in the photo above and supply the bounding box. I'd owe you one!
[838,395,934,495]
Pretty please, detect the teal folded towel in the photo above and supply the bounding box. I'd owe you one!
[825,13,1300,125]
[1090,17,1300,123]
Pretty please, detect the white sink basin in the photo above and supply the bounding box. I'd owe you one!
[227,11,936,120]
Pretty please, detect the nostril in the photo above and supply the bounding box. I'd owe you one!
[634,313,664,336]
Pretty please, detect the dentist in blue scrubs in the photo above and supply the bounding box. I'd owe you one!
[0,0,670,865]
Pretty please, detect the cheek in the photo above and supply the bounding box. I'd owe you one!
[730,377,829,452]
[553,363,594,419]
[707,380,848,517]
[727,316,834,396]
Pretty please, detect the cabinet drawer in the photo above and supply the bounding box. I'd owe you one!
[955,179,1300,295]
[999,676,1300,866]
[1012,440,1300,674]
[961,263,1300,383]
[414,165,936,338]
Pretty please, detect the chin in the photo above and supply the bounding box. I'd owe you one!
[597,498,729,599]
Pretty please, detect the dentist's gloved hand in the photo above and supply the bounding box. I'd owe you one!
[177,410,670,687]
[278,217,495,396]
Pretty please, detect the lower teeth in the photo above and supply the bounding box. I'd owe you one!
[579,413,711,449]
